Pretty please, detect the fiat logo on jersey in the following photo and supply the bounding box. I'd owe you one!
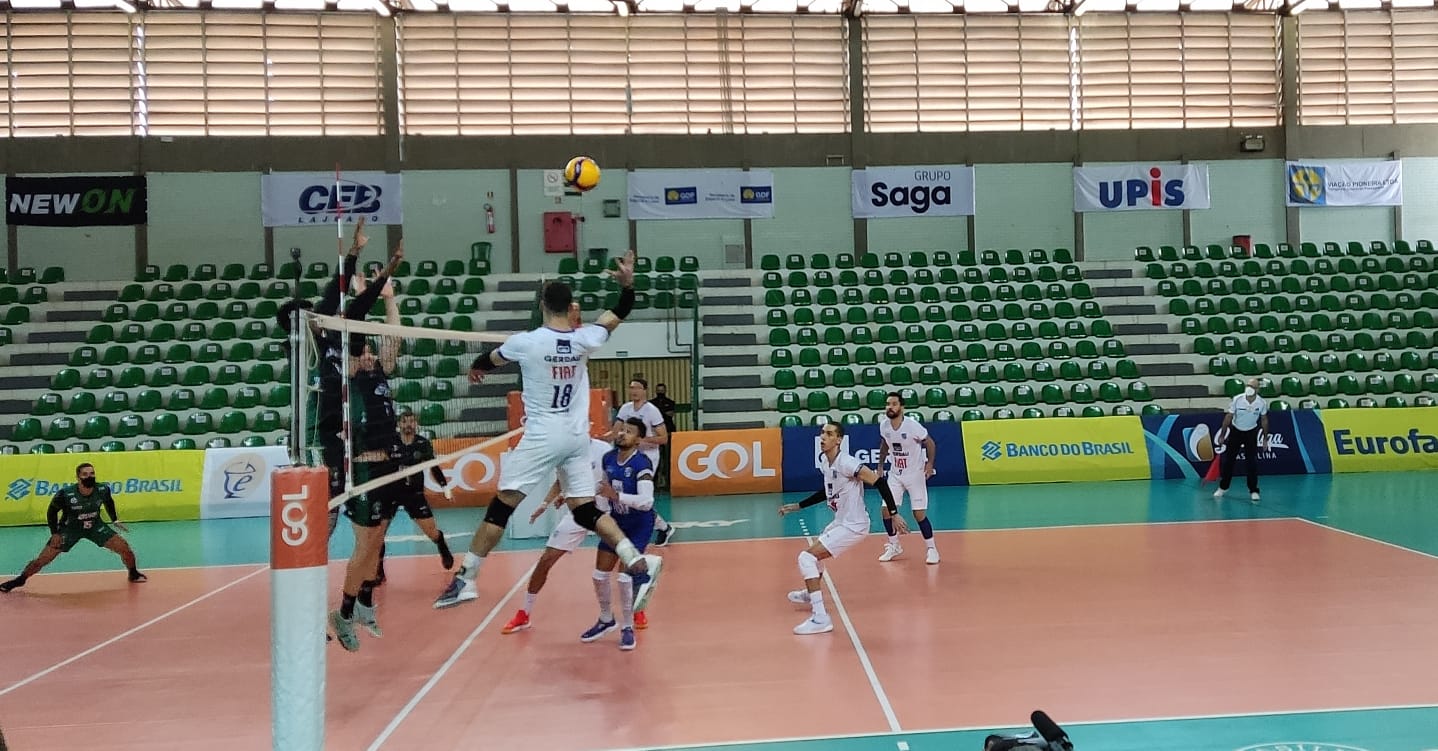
[679,441,777,481]
[447,451,498,490]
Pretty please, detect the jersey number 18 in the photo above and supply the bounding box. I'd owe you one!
[551,384,574,409]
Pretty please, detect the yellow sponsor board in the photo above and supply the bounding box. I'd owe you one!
[1322,406,1438,473]
[963,416,1149,485]
[0,451,204,526]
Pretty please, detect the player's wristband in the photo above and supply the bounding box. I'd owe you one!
[471,348,499,372]
[611,286,636,319]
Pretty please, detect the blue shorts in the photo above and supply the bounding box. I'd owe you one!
[598,509,656,555]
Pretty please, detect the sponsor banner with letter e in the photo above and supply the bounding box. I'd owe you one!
[199,446,293,519]
[1286,160,1402,207]
[780,422,968,492]
[1073,164,1210,212]
[1322,406,1438,472]
[261,171,403,227]
[6,175,147,227]
[626,169,774,220]
[851,165,976,218]
[964,416,1149,485]
[671,428,783,497]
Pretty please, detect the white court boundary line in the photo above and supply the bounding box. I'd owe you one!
[0,564,268,698]
[366,561,538,751]
[798,518,902,734]
[1294,516,1438,562]
[0,517,1297,577]
[593,702,1438,751]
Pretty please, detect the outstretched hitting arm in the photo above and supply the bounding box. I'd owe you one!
[592,249,637,333]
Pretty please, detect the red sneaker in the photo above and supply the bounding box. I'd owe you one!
[634,611,648,630]
[501,610,531,634]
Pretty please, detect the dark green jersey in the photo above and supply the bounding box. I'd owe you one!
[395,435,441,492]
[48,484,116,533]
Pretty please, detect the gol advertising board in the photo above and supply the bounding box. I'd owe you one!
[780,422,968,493]
[1321,406,1438,473]
[0,451,203,526]
[670,428,783,497]
[1143,410,1332,481]
[962,416,1148,485]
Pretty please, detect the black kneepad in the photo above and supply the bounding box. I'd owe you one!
[571,501,603,531]
[483,499,516,528]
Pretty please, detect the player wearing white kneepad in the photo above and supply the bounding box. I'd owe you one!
[876,392,940,565]
[779,420,906,636]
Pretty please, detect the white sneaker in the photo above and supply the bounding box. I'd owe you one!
[1250,492,1261,502]
[793,616,834,635]
[878,543,903,562]
[1212,489,1226,499]
[925,548,940,565]
[631,554,663,612]
[787,589,811,605]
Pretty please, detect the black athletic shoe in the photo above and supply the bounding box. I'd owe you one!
[129,570,147,583]
[653,526,672,547]
[1,577,26,592]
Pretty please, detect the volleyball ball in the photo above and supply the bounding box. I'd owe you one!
[563,156,601,192]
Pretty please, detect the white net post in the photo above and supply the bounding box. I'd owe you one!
[270,465,330,751]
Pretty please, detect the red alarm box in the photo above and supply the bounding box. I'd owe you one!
[543,211,577,253]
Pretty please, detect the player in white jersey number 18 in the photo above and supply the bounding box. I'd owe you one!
[778,421,906,636]
[433,249,663,613]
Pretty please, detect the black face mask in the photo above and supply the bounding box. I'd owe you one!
[79,477,96,488]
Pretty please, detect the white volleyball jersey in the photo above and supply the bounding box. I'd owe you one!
[880,416,929,474]
[821,451,870,534]
[497,324,609,437]
[616,400,666,467]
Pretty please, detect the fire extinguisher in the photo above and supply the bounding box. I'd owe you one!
[484,203,496,234]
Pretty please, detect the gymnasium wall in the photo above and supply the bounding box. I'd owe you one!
[14,156,1437,280]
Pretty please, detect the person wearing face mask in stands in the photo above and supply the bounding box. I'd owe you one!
[1213,377,1270,502]
[0,463,146,592]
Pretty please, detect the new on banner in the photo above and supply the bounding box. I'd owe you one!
[671,428,783,497]
[1321,406,1438,473]
[963,416,1148,485]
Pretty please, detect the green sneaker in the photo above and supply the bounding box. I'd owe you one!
[354,603,383,638]
[329,610,360,652]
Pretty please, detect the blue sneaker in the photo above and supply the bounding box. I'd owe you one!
[618,627,636,651]
[433,576,477,610]
[580,618,617,643]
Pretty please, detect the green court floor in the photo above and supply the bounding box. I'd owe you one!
[3,471,1435,751]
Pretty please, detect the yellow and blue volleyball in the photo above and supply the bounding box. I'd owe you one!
[563,156,601,192]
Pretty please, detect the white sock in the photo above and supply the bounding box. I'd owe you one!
[887,535,898,546]
[460,552,482,581]
[926,538,937,550]
[592,570,613,622]
[617,574,635,628]
[809,590,829,621]
[655,516,670,532]
[523,592,537,613]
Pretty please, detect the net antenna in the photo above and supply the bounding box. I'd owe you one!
[335,163,354,498]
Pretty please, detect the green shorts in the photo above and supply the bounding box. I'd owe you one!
[342,461,390,529]
[57,523,117,553]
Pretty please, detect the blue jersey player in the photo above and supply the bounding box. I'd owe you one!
[581,417,659,651]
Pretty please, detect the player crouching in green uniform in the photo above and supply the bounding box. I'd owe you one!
[1,462,146,592]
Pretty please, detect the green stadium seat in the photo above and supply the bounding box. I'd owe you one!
[777,392,801,413]
[65,391,96,416]
[12,418,42,442]
[199,388,229,410]
[218,411,248,434]
[33,393,62,416]
[44,417,77,442]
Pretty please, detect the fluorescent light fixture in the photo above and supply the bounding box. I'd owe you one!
[9,0,63,8]
[907,0,952,11]
[693,0,743,9]
[115,0,137,10]
[804,0,844,10]
[1184,0,1228,10]
[1389,0,1433,7]
[1017,0,1050,9]
[211,0,265,8]
[1335,0,1381,8]
[963,0,1010,10]
[278,0,328,8]
[1073,0,1124,13]
[507,0,557,9]
[447,0,501,9]
[1289,0,1326,12]
[1137,0,1180,9]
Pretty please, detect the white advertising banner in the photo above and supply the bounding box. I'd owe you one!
[1073,164,1210,212]
[851,165,976,218]
[261,171,403,227]
[626,169,774,220]
[1285,160,1403,207]
[199,446,293,519]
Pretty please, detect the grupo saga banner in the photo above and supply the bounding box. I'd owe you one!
[1321,407,1438,473]
[5,175,148,227]
[963,416,1149,485]
[626,169,774,220]
[1073,164,1210,212]
[851,165,976,218]
[199,446,293,519]
[1143,411,1332,481]
[671,428,783,497]
[261,171,403,227]
[1286,160,1403,207]
[0,451,204,527]
[780,422,968,493]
